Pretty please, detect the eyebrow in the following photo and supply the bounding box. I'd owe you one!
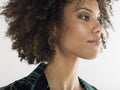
[75,7,93,13]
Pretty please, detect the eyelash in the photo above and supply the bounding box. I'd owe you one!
[78,14,90,21]
[78,14,102,24]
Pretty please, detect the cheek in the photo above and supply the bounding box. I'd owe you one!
[59,24,98,59]
[59,17,91,48]
[66,24,89,41]
[60,25,88,49]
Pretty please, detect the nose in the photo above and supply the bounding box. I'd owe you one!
[92,21,102,36]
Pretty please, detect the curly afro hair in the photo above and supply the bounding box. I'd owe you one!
[0,0,115,64]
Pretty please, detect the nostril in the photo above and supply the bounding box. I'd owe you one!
[93,28,101,34]
[93,22,102,34]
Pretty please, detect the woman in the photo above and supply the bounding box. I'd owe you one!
[0,0,114,90]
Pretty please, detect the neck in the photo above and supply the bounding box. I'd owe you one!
[45,59,80,90]
[44,47,82,90]
[46,57,80,81]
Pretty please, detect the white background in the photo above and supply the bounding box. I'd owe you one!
[0,0,120,90]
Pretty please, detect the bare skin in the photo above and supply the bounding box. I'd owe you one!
[45,0,102,90]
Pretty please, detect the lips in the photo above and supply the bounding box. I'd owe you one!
[87,39,100,46]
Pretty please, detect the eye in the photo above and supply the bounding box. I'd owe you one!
[78,14,90,21]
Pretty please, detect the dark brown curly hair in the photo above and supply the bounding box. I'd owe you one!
[0,0,115,64]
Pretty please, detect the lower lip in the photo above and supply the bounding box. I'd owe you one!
[87,41,100,46]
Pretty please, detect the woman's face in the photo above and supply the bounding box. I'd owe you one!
[56,0,102,59]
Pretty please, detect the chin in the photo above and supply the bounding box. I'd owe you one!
[80,53,98,60]
[85,56,97,60]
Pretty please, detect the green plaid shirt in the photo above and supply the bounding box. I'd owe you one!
[0,62,97,90]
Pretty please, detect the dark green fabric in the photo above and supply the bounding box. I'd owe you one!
[0,62,97,90]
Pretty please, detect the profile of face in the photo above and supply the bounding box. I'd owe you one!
[56,0,102,59]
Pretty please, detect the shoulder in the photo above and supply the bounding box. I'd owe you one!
[0,77,32,90]
[0,63,47,90]
[78,77,98,90]
[92,86,98,90]
[0,71,43,90]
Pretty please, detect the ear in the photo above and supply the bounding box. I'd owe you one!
[48,22,58,47]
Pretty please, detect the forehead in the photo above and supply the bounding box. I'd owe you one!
[65,0,99,14]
